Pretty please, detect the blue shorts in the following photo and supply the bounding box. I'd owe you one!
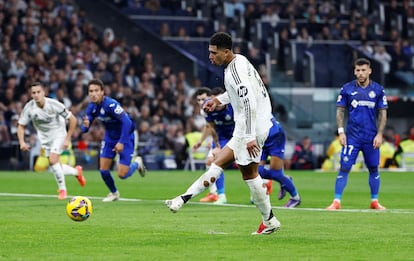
[212,138,231,149]
[100,134,135,166]
[340,137,379,167]
[261,120,286,160]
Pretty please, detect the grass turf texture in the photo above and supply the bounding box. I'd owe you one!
[0,169,413,261]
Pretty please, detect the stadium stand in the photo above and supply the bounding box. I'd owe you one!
[1,0,413,170]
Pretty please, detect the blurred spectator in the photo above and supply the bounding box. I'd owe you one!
[224,0,245,31]
[389,40,414,89]
[277,27,290,71]
[159,22,171,37]
[287,19,299,39]
[0,112,11,143]
[373,44,392,80]
[393,129,414,168]
[358,40,374,56]
[296,26,313,46]
[321,131,341,171]
[261,4,280,29]
[291,136,317,170]
[191,23,208,38]
[384,125,401,148]
[123,66,140,91]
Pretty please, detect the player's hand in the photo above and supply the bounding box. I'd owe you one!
[246,140,260,158]
[203,99,217,112]
[192,141,201,151]
[83,116,90,128]
[20,142,30,152]
[62,138,70,150]
[339,133,347,147]
[113,142,124,153]
[373,133,383,149]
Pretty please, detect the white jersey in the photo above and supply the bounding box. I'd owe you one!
[19,97,72,143]
[217,54,273,142]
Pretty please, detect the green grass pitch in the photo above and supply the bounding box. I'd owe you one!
[0,169,413,260]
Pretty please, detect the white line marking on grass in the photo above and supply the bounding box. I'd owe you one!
[1,192,413,214]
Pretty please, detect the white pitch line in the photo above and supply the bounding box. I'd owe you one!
[1,192,413,214]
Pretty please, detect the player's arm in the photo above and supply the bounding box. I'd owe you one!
[63,113,77,149]
[194,123,213,150]
[81,105,94,133]
[336,106,347,146]
[373,108,387,148]
[17,124,30,151]
[209,123,220,149]
[203,92,229,112]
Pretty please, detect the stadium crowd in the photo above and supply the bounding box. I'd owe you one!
[1,0,414,170]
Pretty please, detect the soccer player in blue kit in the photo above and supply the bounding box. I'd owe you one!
[194,87,235,204]
[327,58,388,210]
[259,117,302,208]
[82,79,146,202]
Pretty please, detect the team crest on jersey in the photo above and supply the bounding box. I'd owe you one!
[368,91,376,98]
[100,108,105,114]
[238,86,248,97]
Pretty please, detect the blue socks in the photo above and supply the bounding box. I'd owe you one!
[259,166,298,197]
[334,170,349,200]
[216,173,225,195]
[100,169,117,193]
[119,161,138,180]
[368,170,380,199]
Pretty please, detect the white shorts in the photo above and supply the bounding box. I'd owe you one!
[226,133,268,166]
[40,132,66,156]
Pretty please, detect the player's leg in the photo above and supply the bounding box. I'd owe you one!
[363,144,386,210]
[61,164,86,186]
[199,151,219,202]
[232,134,280,235]
[259,127,300,207]
[60,148,85,186]
[327,141,360,210]
[99,140,119,202]
[48,151,67,200]
[46,138,68,199]
[165,146,234,212]
[268,156,301,208]
[117,136,140,179]
[239,162,280,235]
[214,172,227,204]
[213,144,227,204]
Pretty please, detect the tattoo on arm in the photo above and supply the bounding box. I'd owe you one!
[377,109,387,134]
[336,107,346,128]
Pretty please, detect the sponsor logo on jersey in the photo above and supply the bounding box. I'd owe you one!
[238,86,248,97]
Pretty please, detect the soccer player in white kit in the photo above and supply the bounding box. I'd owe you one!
[17,82,86,200]
[165,32,280,235]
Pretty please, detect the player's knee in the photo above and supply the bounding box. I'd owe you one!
[99,169,111,177]
[269,169,284,180]
[258,165,266,176]
[339,164,352,173]
[367,166,378,173]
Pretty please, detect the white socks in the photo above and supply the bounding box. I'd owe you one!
[184,163,223,198]
[50,163,66,190]
[245,175,272,221]
[61,164,78,176]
